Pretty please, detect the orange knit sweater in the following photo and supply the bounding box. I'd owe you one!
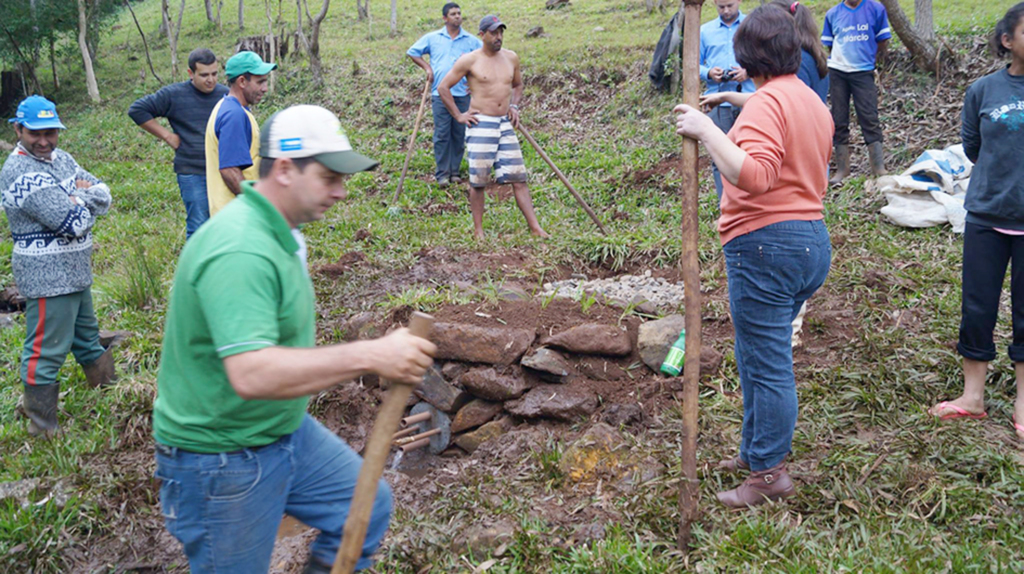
[718,74,834,246]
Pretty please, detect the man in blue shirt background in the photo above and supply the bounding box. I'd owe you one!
[822,0,891,182]
[407,2,483,186]
[699,0,756,199]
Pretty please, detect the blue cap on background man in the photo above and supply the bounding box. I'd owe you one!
[225,51,278,80]
[8,95,67,130]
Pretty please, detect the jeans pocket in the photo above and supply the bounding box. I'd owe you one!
[155,474,180,521]
[202,454,262,501]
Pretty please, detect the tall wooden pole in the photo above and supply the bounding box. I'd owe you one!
[678,0,703,552]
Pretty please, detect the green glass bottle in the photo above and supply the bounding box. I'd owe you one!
[660,328,686,376]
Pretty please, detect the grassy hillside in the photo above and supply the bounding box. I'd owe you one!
[2,0,1023,572]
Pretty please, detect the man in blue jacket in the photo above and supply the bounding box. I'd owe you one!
[129,48,229,238]
[407,3,482,186]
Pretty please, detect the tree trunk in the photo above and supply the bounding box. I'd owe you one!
[265,0,276,93]
[124,0,165,83]
[877,0,947,75]
[216,0,224,29]
[356,0,367,21]
[204,0,214,22]
[914,0,935,42]
[239,0,245,30]
[77,0,100,102]
[0,22,43,95]
[390,0,397,34]
[161,0,177,78]
[49,34,59,92]
[308,0,330,85]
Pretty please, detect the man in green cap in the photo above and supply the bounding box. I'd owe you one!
[154,105,436,573]
[205,50,276,215]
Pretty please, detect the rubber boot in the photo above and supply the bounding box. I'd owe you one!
[716,462,796,508]
[21,384,60,438]
[717,455,750,473]
[868,141,888,176]
[82,346,117,388]
[829,144,850,185]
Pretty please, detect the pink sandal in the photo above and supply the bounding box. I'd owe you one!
[931,401,987,420]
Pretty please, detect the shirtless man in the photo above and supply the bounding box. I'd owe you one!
[438,15,548,240]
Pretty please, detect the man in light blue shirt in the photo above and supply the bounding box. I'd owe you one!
[699,0,756,199]
[407,3,483,186]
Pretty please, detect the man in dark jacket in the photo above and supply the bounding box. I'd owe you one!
[128,48,229,238]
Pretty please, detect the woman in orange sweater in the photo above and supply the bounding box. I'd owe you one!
[674,3,834,508]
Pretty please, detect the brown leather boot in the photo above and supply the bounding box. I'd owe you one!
[716,462,796,508]
[82,346,117,388]
[829,144,850,185]
[717,455,750,473]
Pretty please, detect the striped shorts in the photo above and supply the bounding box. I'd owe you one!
[466,115,528,188]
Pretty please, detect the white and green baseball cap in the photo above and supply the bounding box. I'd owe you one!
[259,105,378,174]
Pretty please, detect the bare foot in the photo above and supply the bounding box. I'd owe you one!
[474,230,485,241]
[1015,401,1024,441]
[531,227,550,239]
[927,396,986,418]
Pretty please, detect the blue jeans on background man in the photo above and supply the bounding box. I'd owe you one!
[176,173,210,238]
[710,105,742,200]
[155,415,393,573]
[431,94,471,183]
[723,219,831,471]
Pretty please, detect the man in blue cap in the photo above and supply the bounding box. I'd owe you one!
[205,50,276,216]
[0,95,116,438]
[406,3,482,186]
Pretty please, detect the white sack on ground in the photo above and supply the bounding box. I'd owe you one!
[875,144,971,233]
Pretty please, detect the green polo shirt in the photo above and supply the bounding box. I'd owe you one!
[153,182,315,453]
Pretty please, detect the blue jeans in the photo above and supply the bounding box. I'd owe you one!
[176,173,210,238]
[432,95,471,182]
[710,105,741,200]
[154,415,393,572]
[723,220,831,471]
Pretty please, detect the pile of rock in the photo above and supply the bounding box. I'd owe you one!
[396,315,699,455]
[539,271,684,314]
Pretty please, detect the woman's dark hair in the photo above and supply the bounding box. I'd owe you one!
[992,2,1024,57]
[770,1,828,78]
[733,4,801,79]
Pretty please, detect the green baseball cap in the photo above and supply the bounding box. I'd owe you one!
[225,51,277,79]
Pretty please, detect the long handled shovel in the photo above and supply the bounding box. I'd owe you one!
[516,124,608,235]
[677,0,704,553]
[332,312,435,574]
[391,81,432,206]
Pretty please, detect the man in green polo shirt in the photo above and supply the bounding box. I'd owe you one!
[153,104,436,574]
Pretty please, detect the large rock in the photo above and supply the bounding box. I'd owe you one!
[541,323,632,357]
[454,417,513,454]
[459,367,529,401]
[451,399,503,433]
[505,384,598,421]
[440,361,470,381]
[559,422,629,481]
[637,314,685,373]
[520,348,572,383]
[601,403,643,427]
[414,365,470,413]
[432,322,535,365]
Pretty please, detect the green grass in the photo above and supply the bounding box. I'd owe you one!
[2,0,1023,572]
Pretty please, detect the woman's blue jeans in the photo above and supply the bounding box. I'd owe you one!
[723,220,831,471]
[154,414,392,572]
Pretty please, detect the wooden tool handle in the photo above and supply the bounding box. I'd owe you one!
[333,312,434,574]
[392,81,432,204]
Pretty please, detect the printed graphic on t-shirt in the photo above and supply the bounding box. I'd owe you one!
[988,99,1024,131]
[822,1,891,74]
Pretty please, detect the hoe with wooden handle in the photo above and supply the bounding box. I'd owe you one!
[390,81,433,209]
[332,312,434,574]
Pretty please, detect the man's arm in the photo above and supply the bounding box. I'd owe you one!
[509,52,524,128]
[875,39,888,68]
[128,87,181,149]
[438,55,477,124]
[8,172,97,238]
[219,167,245,196]
[70,163,112,216]
[408,55,434,85]
[223,329,436,400]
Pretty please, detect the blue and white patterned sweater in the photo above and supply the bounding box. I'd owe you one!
[1,145,111,298]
